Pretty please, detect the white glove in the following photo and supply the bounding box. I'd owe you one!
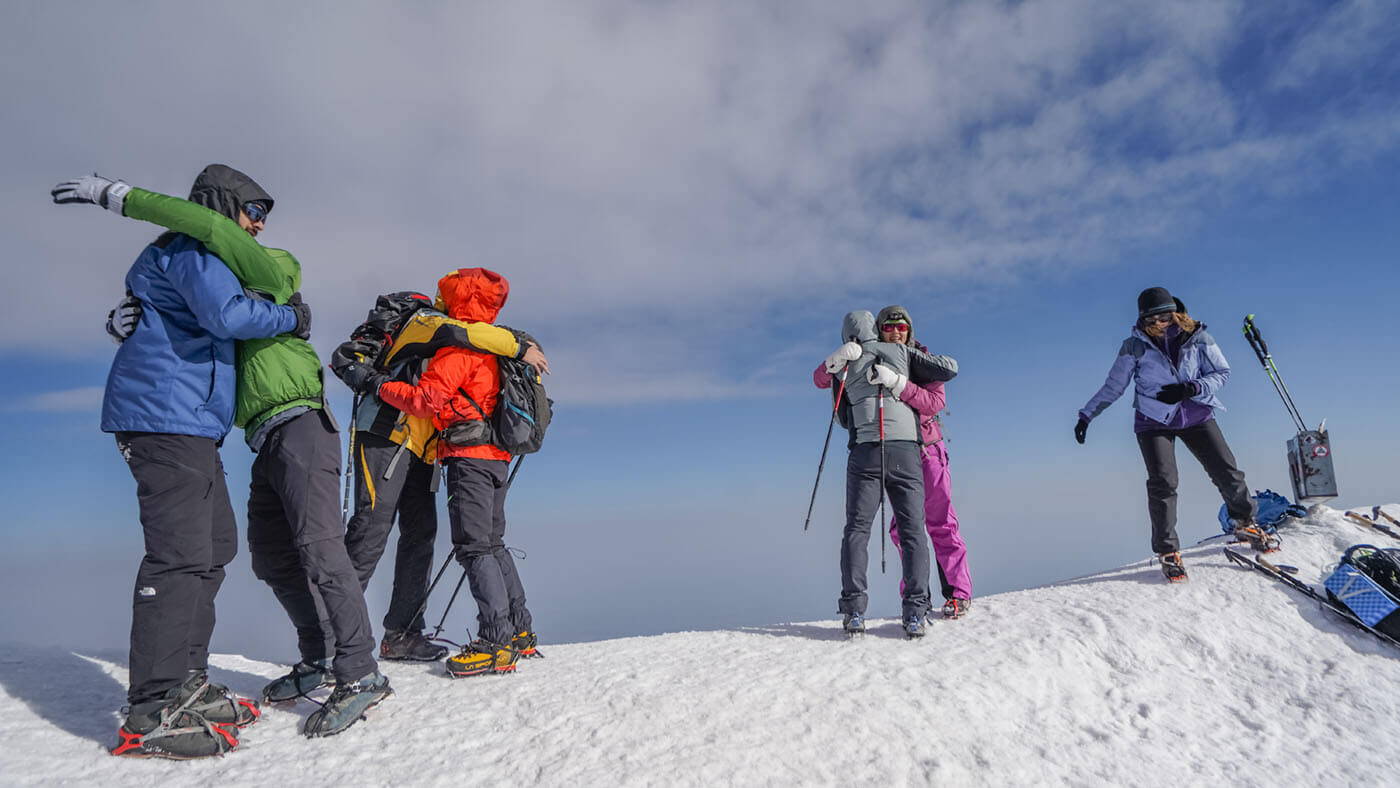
[51,173,132,215]
[106,294,142,344]
[867,363,908,396]
[824,341,863,373]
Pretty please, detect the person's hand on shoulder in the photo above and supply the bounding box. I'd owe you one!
[824,342,863,374]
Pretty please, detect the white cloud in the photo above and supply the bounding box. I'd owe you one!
[4,1,1398,401]
[15,387,104,413]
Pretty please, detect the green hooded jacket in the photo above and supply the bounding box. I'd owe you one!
[123,187,323,440]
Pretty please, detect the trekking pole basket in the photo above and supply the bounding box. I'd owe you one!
[1242,315,1337,502]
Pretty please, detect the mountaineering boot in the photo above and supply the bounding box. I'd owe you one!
[111,687,239,759]
[179,670,260,728]
[262,658,336,704]
[1159,552,1189,583]
[1233,521,1281,553]
[903,614,926,639]
[511,630,542,659]
[941,598,971,620]
[380,629,449,662]
[842,612,866,638]
[302,671,393,738]
[445,639,520,678]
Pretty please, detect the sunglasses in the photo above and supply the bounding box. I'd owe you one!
[1145,313,1175,324]
[243,201,270,224]
[881,322,910,332]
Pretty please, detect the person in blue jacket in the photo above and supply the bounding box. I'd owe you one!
[1075,287,1269,583]
[60,169,308,758]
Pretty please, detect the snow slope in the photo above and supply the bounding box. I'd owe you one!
[2,505,1397,786]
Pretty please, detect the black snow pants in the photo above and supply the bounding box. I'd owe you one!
[1136,418,1257,555]
[841,440,931,619]
[444,457,532,645]
[343,432,439,634]
[247,409,377,683]
[116,432,238,706]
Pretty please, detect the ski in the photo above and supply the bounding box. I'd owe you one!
[1223,547,1400,651]
[1346,511,1400,542]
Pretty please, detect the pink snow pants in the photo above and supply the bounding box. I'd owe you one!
[889,441,971,600]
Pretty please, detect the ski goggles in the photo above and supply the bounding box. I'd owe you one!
[880,321,910,332]
[242,201,270,223]
[1144,312,1175,324]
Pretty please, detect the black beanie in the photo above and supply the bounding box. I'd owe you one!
[1137,287,1176,318]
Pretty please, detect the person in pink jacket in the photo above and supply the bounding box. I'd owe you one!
[876,305,972,619]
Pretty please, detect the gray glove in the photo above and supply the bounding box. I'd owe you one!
[287,292,312,340]
[105,295,142,345]
[51,174,132,215]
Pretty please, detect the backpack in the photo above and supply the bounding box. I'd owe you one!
[346,291,437,366]
[1218,489,1306,534]
[1324,545,1400,638]
[441,327,553,456]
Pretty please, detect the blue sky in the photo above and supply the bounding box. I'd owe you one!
[1,1,1398,661]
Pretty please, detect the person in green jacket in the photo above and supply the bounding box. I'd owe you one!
[62,166,390,738]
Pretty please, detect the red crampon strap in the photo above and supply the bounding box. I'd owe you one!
[110,727,144,757]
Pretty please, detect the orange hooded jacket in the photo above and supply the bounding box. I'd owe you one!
[378,268,512,462]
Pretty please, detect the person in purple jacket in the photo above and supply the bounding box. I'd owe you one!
[1075,287,1270,583]
[872,305,973,619]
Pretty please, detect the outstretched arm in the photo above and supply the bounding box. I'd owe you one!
[1079,340,1137,421]
[120,188,295,303]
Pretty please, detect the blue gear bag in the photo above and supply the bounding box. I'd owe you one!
[1219,489,1306,533]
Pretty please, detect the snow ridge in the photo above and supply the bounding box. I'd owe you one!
[2,506,1397,786]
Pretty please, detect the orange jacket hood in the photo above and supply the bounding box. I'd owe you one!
[434,268,509,323]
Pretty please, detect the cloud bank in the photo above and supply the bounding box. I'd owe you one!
[5,1,1397,402]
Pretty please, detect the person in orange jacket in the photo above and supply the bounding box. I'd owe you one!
[369,268,535,678]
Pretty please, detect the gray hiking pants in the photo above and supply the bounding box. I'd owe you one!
[247,409,377,683]
[344,432,439,634]
[1137,418,1257,555]
[444,457,533,645]
[841,440,931,619]
[116,432,237,706]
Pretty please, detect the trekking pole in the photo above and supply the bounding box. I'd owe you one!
[1242,315,1307,432]
[406,553,457,637]
[430,566,470,643]
[803,369,849,531]
[878,385,887,575]
[506,456,525,490]
[342,393,362,522]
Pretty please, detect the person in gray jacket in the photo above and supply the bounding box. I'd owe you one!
[814,310,959,637]
[1075,287,1267,583]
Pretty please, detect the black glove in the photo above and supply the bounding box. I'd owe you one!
[339,362,389,395]
[1074,417,1089,445]
[1154,383,1194,404]
[287,292,312,340]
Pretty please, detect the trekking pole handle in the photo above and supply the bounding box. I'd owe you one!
[1242,314,1270,364]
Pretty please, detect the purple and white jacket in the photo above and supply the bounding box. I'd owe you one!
[1079,323,1231,430]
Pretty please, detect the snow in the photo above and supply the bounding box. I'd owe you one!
[2,505,1397,786]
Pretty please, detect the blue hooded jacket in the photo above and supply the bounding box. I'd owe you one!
[1079,323,1230,427]
[101,233,297,439]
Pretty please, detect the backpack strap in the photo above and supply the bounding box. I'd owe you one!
[455,387,488,420]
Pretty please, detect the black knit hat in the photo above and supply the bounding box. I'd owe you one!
[1137,287,1176,318]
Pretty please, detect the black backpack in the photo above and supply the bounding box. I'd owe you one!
[346,291,437,366]
[442,327,553,456]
